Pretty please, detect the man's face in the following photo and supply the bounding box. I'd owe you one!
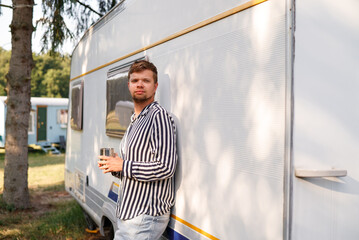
[128,69,158,104]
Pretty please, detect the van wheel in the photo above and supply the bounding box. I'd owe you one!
[103,221,114,240]
[83,209,97,231]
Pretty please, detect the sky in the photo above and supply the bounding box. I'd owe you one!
[0,0,77,54]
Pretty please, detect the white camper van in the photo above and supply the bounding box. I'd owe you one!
[65,0,359,239]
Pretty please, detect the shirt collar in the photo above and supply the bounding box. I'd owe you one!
[131,101,157,122]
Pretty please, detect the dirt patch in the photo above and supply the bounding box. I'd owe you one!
[1,188,107,240]
[33,190,107,239]
[28,189,73,216]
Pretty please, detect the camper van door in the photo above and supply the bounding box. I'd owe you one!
[37,106,47,141]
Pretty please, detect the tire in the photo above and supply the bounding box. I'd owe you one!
[103,221,114,240]
[83,209,98,231]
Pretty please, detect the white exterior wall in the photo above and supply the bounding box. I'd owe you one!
[151,1,288,239]
[292,0,359,239]
[67,0,290,239]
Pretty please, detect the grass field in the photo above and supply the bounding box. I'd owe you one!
[0,151,65,193]
[0,151,103,240]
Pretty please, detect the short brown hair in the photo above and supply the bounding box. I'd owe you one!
[128,60,158,83]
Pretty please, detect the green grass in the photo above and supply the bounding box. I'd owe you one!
[0,189,89,240]
[18,199,87,240]
[0,151,65,192]
[0,150,98,240]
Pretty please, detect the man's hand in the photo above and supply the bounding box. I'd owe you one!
[98,153,124,173]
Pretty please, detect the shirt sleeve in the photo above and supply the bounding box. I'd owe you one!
[122,110,177,182]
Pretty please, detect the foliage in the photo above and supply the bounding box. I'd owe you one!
[0,47,11,95]
[39,0,119,54]
[31,52,71,98]
[0,47,70,98]
[0,1,120,96]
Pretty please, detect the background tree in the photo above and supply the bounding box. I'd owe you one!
[0,0,118,208]
[3,0,34,209]
[0,47,11,96]
[31,53,71,98]
[30,53,47,97]
[1,48,70,98]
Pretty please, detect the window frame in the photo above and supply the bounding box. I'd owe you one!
[105,58,145,138]
[28,110,36,134]
[57,109,68,128]
[105,66,133,138]
[70,80,84,131]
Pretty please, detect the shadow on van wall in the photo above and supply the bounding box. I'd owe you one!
[152,4,287,238]
[298,176,359,195]
[156,73,183,194]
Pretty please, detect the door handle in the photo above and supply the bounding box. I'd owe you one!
[295,168,347,178]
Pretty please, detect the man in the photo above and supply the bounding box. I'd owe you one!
[98,60,177,240]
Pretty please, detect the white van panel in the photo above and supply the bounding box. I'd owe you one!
[66,0,296,239]
[292,0,359,239]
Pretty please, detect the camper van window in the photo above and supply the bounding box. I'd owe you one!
[70,81,84,131]
[106,72,134,138]
[57,109,68,128]
[28,110,35,134]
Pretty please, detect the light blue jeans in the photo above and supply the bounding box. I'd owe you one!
[114,211,170,240]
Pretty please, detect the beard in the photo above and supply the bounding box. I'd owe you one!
[132,95,152,103]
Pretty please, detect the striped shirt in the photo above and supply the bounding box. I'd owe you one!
[113,101,177,220]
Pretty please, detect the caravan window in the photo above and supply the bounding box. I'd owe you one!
[106,70,134,138]
[57,109,68,128]
[70,81,84,131]
[28,110,35,134]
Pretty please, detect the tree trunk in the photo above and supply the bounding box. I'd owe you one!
[3,0,34,208]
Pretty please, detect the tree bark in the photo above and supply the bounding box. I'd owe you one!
[3,0,34,208]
